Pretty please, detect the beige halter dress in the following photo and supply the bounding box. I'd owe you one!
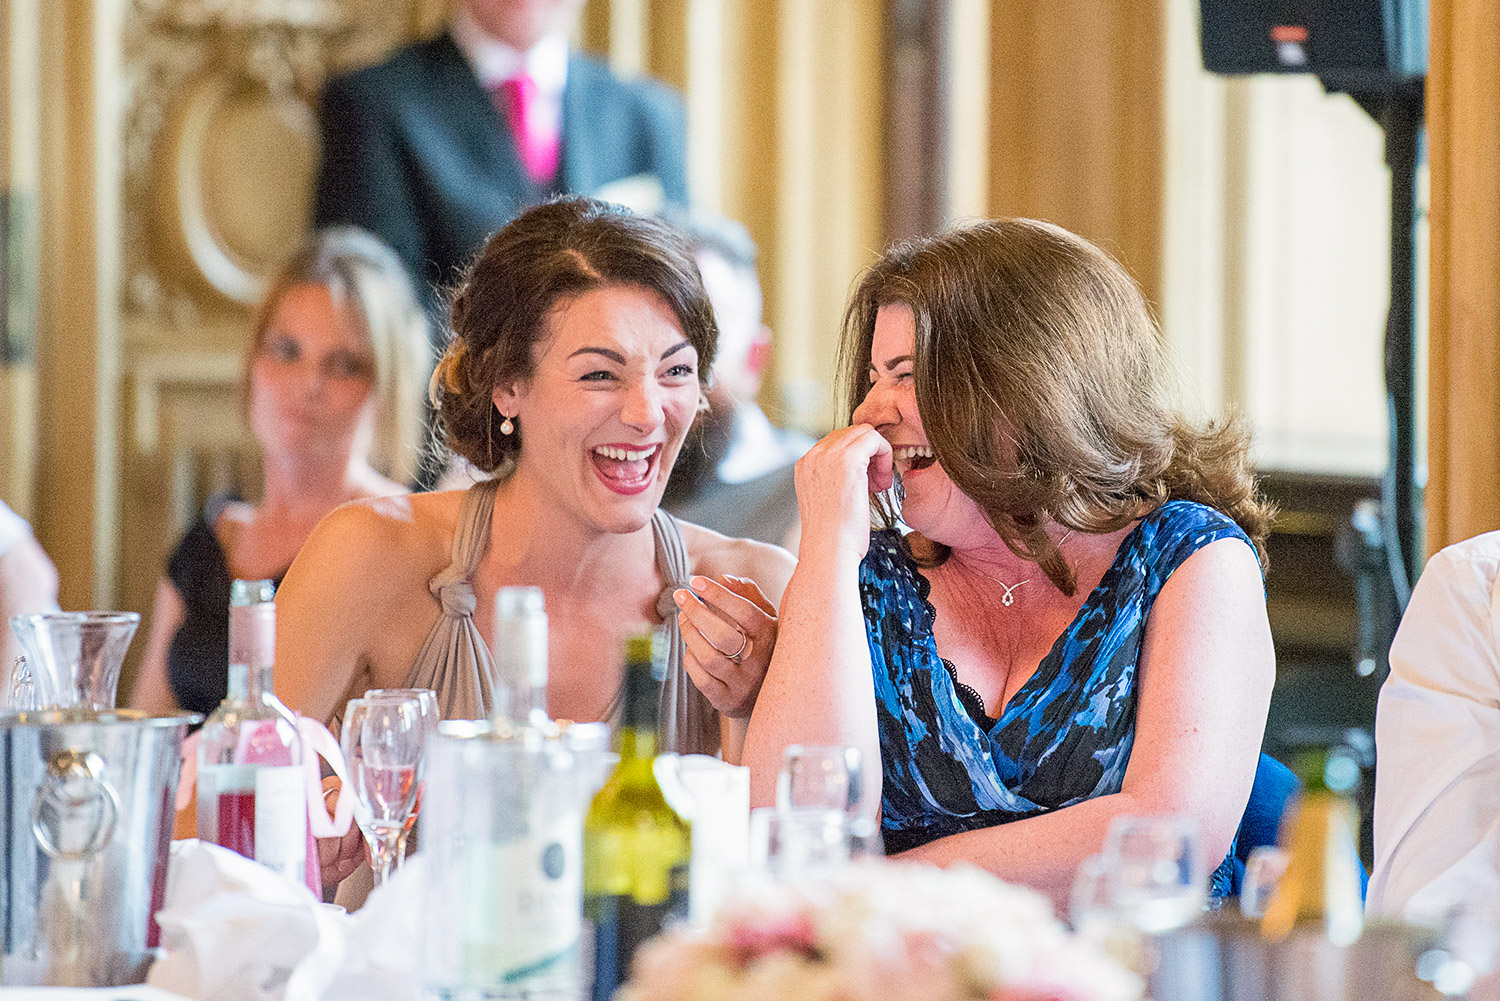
[337,479,721,907]
[405,477,720,750]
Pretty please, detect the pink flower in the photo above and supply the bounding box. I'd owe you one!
[619,862,1142,1001]
[722,910,822,966]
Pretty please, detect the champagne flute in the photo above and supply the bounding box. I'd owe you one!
[341,697,425,886]
[365,688,439,858]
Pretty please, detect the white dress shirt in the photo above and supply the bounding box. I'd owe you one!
[449,5,568,141]
[1369,530,1500,923]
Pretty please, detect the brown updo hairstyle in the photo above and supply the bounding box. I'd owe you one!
[249,226,430,483]
[839,217,1273,595]
[431,196,718,475]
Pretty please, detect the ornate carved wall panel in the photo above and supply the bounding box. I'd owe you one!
[113,0,439,688]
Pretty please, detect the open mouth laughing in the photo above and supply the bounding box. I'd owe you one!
[892,444,937,473]
[590,443,664,495]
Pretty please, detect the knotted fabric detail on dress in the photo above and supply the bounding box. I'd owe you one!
[398,482,720,754]
[651,510,721,756]
[406,479,501,722]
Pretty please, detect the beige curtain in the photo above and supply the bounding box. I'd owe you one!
[987,1,1167,308]
[1425,0,1500,553]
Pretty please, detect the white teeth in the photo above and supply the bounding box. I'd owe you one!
[893,446,934,462]
[594,445,656,461]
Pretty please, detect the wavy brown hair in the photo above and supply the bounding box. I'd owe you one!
[431,197,718,475]
[839,218,1272,595]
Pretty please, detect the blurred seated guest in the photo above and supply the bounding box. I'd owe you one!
[271,198,793,890]
[661,213,813,551]
[315,0,688,319]
[0,499,60,672]
[130,228,429,716]
[1369,532,1500,924]
[730,219,1276,907]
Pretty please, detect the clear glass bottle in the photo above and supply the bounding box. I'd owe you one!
[196,579,314,893]
[583,631,692,1001]
[424,585,584,1000]
[491,585,553,734]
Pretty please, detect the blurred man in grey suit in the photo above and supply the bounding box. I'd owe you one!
[315,0,688,325]
[662,215,812,552]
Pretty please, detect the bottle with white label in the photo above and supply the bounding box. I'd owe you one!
[196,579,314,894]
[421,586,586,1001]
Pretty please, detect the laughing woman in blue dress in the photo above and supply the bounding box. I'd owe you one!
[727,218,1276,906]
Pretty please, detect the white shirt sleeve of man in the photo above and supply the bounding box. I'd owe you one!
[1368,531,1500,924]
[0,500,33,559]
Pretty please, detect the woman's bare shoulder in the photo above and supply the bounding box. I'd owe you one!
[676,519,797,602]
[300,489,465,577]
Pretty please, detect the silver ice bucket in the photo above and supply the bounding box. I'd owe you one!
[0,707,198,986]
[1149,912,1448,1001]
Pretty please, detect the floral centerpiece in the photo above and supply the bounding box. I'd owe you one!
[619,861,1142,1001]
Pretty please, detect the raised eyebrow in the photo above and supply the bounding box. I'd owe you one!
[568,346,627,365]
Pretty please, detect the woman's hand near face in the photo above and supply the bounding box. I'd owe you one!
[674,574,778,719]
[793,424,894,563]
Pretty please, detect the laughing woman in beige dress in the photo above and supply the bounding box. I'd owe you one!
[272,198,795,893]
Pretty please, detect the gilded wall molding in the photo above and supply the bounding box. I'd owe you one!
[121,0,439,327]
[123,0,346,324]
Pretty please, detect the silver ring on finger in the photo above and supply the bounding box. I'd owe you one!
[708,627,750,663]
[728,633,751,663]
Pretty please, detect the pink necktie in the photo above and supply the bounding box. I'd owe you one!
[494,72,560,185]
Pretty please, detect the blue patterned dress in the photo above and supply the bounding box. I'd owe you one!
[862,499,1256,892]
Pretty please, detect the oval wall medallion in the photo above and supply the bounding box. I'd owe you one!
[153,71,317,305]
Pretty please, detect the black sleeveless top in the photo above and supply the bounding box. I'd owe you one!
[165,496,286,716]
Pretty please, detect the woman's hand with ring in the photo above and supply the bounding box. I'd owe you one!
[317,776,366,891]
[674,573,778,719]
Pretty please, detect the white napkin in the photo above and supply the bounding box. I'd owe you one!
[148,841,346,1001]
[0,990,194,1000]
[321,856,427,1001]
[654,754,751,924]
[147,840,429,1001]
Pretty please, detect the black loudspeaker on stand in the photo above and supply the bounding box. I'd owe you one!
[1200,0,1426,625]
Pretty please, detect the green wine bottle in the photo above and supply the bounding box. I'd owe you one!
[583,631,691,1001]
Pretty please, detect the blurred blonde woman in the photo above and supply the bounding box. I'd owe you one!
[130,227,430,715]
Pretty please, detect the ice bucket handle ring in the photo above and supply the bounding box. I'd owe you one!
[31,749,121,861]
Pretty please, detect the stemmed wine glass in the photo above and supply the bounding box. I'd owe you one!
[365,688,439,859]
[341,696,426,886]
